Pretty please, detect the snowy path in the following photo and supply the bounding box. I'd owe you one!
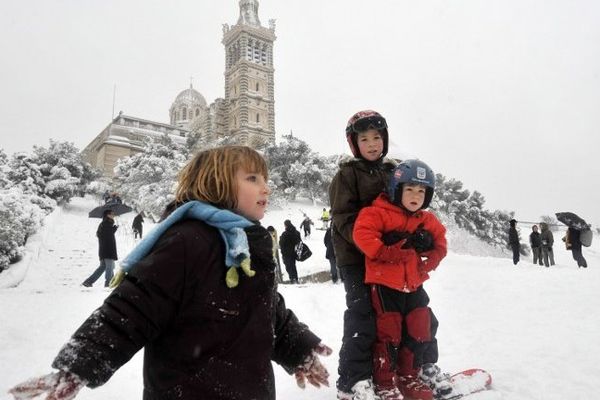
[1,197,599,400]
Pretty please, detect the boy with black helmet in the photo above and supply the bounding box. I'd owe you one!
[353,159,451,400]
[329,110,396,399]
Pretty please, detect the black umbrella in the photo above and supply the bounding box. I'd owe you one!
[555,212,590,231]
[89,203,133,218]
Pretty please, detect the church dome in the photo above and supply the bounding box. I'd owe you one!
[174,84,207,108]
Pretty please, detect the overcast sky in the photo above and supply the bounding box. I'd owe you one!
[1,0,599,227]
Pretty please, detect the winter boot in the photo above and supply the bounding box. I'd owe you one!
[375,385,404,400]
[418,363,453,399]
[397,375,433,400]
[337,379,382,400]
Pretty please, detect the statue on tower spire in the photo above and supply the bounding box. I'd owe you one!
[237,0,261,27]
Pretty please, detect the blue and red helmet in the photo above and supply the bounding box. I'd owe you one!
[345,110,389,159]
[387,159,436,210]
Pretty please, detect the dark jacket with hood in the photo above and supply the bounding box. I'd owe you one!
[540,223,554,248]
[279,224,302,259]
[328,157,396,267]
[529,231,542,248]
[52,221,320,400]
[97,216,118,260]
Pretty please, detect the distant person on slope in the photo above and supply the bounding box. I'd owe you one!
[299,215,313,238]
[563,227,588,268]
[82,209,118,287]
[132,212,144,239]
[353,159,451,400]
[508,219,520,265]
[9,146,330,400]
[279,219,302,284]
[529,225,543,265]
[329,110,396,399]
[539,222,555,267]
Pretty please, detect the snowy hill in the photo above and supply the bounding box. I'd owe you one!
[1,196,599,400]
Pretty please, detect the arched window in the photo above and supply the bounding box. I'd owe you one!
[189,110,193,119]
[195,108,200,117]
[182,107,187,119]
[256,113,260,123]
[256,82,260,91]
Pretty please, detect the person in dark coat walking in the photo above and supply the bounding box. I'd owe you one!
[299,216,313,238]
[279,219,301,284]
[564,227,588,268]
[82,209,118,287]
[508,219,520,265]
[10,146,331,400]
[324,226,340,283]
[529,225,543,265]
[132,212,144,239]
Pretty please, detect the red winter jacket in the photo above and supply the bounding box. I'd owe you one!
[353,194,447,292]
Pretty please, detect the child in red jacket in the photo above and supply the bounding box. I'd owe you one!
[353,159,452,400]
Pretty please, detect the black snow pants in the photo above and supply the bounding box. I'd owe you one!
[337,264,376,393]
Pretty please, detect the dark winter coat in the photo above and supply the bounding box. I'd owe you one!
[132,214,144,231]
[529,231,542,248]
[324,227,335,260]
[279,225,302,259]
[97,216,118,260]
[328,157,396,267]
[568,228,582,250]
[508,226,520,247]
[540,223,554,248]
[52,221,320,400]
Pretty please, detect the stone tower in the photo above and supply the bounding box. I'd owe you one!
[222,0,276,147]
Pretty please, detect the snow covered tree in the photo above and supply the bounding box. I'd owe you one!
[113,134,188,220]
[32,140,100,203]
[0,187,45,271]
[540,215,560,231]
[264,134,336,203]
[0,149,9,189]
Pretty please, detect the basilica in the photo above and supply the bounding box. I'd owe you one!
[82,0,276,176]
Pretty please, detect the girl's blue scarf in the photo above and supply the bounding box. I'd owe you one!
[110,201,255,288]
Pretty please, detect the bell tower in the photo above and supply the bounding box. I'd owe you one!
[222,0,276,148]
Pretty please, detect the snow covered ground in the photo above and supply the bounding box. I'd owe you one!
[1,196,599,400]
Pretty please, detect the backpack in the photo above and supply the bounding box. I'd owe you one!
[580,229,593,247]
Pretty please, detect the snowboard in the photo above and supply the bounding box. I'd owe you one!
[444,368,492,399]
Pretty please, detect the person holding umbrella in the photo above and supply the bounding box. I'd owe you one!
[563,227,588,268]
[82,209,118,287]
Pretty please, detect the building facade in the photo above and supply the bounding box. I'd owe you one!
[82,0,276,176]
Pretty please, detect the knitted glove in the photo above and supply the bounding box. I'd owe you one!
[9,371,86,400]
[294,343,332,389]
[376,240,417,263]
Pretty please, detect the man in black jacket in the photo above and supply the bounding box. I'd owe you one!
[508,219,520,265]
[83,209,118,287]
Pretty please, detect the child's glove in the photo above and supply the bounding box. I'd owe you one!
[377,240,416,263]
[9,371,86,400]
[406,225,434,253]
[294,342,332,389]
[380,230,409,246]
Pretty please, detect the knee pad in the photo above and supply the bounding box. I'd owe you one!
[405,307,432,342]
[376,312,402,344]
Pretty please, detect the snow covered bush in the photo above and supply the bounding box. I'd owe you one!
[0,187,46,271]
[113,134,187,220]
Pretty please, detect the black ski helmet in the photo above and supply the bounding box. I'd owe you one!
[387,159,436,210]
[345,110,389,159]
